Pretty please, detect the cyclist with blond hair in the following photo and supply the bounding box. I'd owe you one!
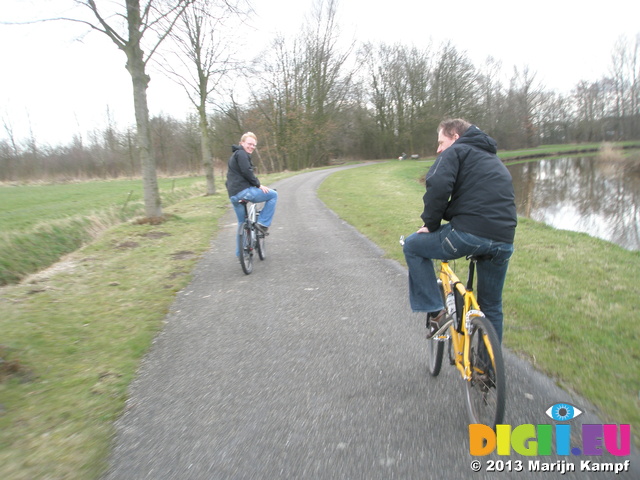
[226,132,278,252]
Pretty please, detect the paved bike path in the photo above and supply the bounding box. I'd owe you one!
[105,165,638,479]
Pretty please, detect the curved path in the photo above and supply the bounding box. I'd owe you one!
[105,165,638,479]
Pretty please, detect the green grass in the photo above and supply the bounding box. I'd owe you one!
[0,177,210,286]
[0,177,206,232]
[318,160,640,446]
[0,196,226,479]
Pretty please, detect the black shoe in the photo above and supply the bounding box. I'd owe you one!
[255,223,269,235]
[426,309,446,339]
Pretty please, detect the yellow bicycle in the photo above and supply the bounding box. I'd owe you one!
[428,255,506,427]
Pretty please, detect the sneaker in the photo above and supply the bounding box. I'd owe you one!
[426,309,446,339]
[255,223,269,235]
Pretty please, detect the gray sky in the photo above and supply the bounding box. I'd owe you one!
[1,0,639,146]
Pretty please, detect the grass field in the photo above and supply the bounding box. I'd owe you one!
[0,177,208,231]
[0,156,638,478]
[0,177,208,286]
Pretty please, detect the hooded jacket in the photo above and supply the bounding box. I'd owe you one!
[421,125,517,244]
[225,145,261,197]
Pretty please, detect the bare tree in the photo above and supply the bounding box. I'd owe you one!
[505,66,543,147]
[248,32,307,171]
[162,0,248,195]
[2,115,21,159]
[360,43,403,158]
[608,34,640,140]
[72,0,195,218]
[610,37,630,139]
[573,80,607,142]
[250,0,353,169]
[300,0,354,166]
[358,42,434,158]
[430,42,480,121]
[536,91,572,144]
[1,116,21,181]
[477,56,504,134]
[630,34,640,138]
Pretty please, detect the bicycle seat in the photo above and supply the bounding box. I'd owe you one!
[238,199,249,204]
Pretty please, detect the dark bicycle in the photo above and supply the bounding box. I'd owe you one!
[238,199,267,274]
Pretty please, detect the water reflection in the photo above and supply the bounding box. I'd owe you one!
[508,156,640,251]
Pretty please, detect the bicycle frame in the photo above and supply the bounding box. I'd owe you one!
[239,201,255,226]
[247,202,258,226]
[438,260,495,382]
[239,201,258,241]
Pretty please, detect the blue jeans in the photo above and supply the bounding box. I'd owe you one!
[229,187,278,256]
[403,223,513,342]
[229,187,278,226]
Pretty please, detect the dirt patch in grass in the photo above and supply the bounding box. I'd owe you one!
[139,231,171,239]
[133,214,177,226]
[115,241,140,250]
[170,250,197,260]
[0,345,34,383]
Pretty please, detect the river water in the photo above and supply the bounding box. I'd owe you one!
[507,155,640,251]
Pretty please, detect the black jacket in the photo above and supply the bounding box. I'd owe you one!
[421,125,517,244]
[225,145,260,197]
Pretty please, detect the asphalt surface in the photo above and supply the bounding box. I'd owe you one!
[104,165,638,479]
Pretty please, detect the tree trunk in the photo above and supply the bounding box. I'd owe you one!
[199,101,216,195]
[125,0,162,219]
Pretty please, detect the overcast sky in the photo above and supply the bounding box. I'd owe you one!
[1,0,639,146]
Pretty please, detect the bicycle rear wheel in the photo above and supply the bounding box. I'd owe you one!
[239,223,253,275]
[465,316,506,428]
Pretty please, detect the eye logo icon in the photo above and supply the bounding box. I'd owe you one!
[545,403,583,422]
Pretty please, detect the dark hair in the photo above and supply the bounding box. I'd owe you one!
[438,118,471,138]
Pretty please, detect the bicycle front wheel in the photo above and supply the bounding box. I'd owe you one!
[427,279,446,376]
[239,223,253,275]
[465,316,506,428]
[257,230,266,260]
[427,336,445,376]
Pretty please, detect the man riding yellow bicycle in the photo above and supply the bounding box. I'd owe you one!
[402,118,517,343]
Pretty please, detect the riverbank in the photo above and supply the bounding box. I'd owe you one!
[498,141,640,161]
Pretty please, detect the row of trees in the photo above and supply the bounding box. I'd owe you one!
[2,1,639,216]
